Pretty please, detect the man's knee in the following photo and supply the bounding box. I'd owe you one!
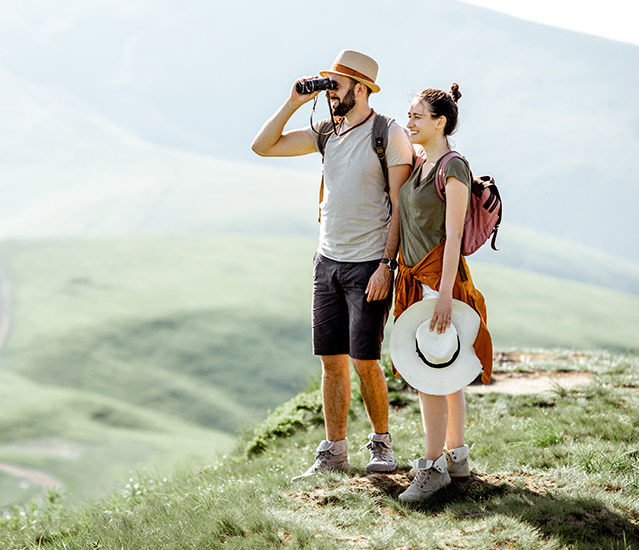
[351,358,383,378]
[321,354,350,374]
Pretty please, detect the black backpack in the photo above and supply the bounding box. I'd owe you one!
[314,112,395,222]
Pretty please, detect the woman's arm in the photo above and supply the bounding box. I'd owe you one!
[430,176,469,333]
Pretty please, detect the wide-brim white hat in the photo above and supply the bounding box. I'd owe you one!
[320,49,380,93]
[390,298,482,395]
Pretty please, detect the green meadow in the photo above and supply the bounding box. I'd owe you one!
[0,234,637,509]
[1,351,638,549]
[0,236,319,505]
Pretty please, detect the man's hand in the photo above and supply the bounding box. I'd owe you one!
[251,78,319,157]
[365,264,392,302]
[289,76,321,107]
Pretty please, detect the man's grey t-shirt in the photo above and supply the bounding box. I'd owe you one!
[306,116,413,262]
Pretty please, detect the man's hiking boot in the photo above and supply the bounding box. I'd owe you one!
[363,433,397,473]
[291,439,349,481]
[408,444,470,480]
[445,444,470,479]
[398,454,450,503]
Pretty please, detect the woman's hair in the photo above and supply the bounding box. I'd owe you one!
[415,83,462,135]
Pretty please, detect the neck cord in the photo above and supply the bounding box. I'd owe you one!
[310,93,374,138]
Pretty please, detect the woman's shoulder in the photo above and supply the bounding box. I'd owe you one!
[445,153,470,170]
[443,153,472,185]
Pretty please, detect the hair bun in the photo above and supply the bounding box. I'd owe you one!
[450,83,462,103]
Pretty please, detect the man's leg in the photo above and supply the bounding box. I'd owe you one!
[321,354,351,441]
[341,258,396,472]
[292,354,351,481]
[292,255,351,481]
[351,358,389,434]
[353,358,396,472]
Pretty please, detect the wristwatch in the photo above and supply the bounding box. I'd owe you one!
[379,258,398,272]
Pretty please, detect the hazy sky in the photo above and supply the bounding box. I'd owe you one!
[462,0,639,46]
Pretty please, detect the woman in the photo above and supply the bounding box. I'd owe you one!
[393,84,493,503]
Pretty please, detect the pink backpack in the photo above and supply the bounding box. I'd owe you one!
[435,151,502,256]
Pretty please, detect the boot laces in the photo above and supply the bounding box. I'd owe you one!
[362,440,390,461]
[314,450,332,467]
[415,467,437,489]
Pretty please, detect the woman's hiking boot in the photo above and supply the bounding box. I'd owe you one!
[398,454,450,503]
[291,439,349,481]
[363,433,398,473]
[408,444,470,480]
[446,444,470,479]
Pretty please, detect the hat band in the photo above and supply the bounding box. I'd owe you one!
[330,63,375,85]
[415,335,461,369]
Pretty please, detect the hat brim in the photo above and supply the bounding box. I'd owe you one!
[390,299,482,395]
[319,70,380,93]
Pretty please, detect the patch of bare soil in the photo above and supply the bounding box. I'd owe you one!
[289,472,408,506]
[467,371,594,395]
[0,462,64,491]
[494,351,592,365]
[476,471,566,495]
[288,469,568,507]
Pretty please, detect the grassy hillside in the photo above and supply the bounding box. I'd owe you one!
[470,261,639,352]
[0,369,235,506]
[1,350,637,549]
[0,235,637,509]
[0,236,320,505]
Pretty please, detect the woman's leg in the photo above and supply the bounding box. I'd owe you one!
[399,391,451,502]
[419,391,448,460]
[445,389,466,450]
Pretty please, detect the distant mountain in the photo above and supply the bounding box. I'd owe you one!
[0,0,637,264]
[0,79,635,296]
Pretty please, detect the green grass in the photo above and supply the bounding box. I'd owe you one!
[1,350,638,549]
[0,472,40,509]
[0,236,320,505]
[0,235,637,509]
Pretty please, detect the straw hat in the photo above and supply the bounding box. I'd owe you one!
[390,298,482,395]
[320,49,380,93]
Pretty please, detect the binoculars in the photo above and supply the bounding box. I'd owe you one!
[296,77,338,94]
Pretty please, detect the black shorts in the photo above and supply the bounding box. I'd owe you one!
[312,253,392,360]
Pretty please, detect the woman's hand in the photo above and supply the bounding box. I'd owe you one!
[430,294,453,334]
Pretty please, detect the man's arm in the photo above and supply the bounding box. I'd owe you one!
[365,163,412,301]
[251,79,319,157]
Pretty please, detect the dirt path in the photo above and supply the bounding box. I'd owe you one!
[467,371,593,395]
[0,462,64,492]
[467,351,595,395]
[0,251,67,499]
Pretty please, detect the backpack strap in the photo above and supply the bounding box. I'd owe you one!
[371,112,392,190]
[315,119,335,223]
[435,151,468,275]
[435,151,465,200]
[315,119,335,159]
[317,113,393,221]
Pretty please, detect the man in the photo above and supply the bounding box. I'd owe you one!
[251,50,412,479]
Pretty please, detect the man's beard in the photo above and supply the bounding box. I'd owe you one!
[331,83,356,117]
